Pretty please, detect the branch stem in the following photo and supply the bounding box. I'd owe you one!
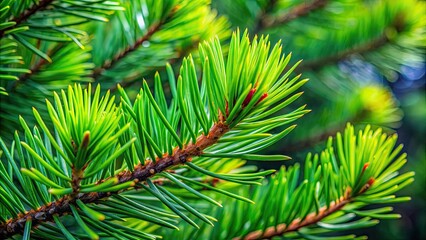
[237,188,353,240]
[297,14,405,72]
[0,0,54,38]
[258,0,328,32]
[11,43,64,91]
[91,22,161,79]
[282,110,365,153]
[0,122,229,238]
[92,5,180,80]
[108,37,201,92]
[298,34,388,72]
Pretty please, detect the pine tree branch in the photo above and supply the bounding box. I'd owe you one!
[0,0,54,38]
[282,110,365,153]
[258,0,328,31]
[109,37,201,92]
[9,7,177,91]
[9,4,180,91]
[10,43,64,91]
[297,14,405,72]
[91,22,161,79]
[240,197,349,240]
[283,123,343,153]
[0,122,229,238]
[236,186,371,240]
[253,0,278,33]
[298,34,388,72]
[91,5,180,80]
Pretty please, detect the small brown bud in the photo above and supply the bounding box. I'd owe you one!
[81,131,90,149]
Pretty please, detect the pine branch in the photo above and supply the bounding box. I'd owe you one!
[0,0,54,38]
[0,0,122,83]
[11,21,166,91]
[0,30,307,239]
[297,13,405,72]
[239,176,381,240]
[91,23,161,79]
[0,122,229,238]
[11,43,64,90]
[283,110,364,153]
[239,188,352,240]
[298,33,388,72]
[260,0,328,30]
[165,124,413,240]
[108,36,201,92]
[283,82,402,153]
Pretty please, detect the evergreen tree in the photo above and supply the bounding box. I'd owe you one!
[0,0,424,239]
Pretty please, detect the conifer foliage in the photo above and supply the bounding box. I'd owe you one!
[163,124,414,239]
[0,0,421,239]
[1,29,309,238]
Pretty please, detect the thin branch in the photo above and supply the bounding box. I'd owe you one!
[253,0,278,34]
[0,122,229,238]
[11,14,167,90]
[236,186,373,240]
[91,5,181,80]
[91,22,161,79]
[10,43,64,91]
[109,37,201,92]
[0,0,54,38]
[297,34,388,72]
[297,14,405,72]
[283,123,343,153]
[282,110,365,153]
[257,0,328,32]
[242,199,349,240]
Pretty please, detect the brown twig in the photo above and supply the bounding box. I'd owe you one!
[108,37,201,92]
[297,13,406,72]
[91,23,162,79]
[0,0,54,38]
[283,124,344,153]
[235,187,362,239]
[297,34,388,72]
[11,43,64,91]
[0,122,230,238]
[253,0,278,34]
[257,0,328,32]
[282,110,366,153]
[241,199,349,240]
[92,5,181,80]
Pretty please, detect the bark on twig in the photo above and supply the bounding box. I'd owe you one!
[0,122,229,238]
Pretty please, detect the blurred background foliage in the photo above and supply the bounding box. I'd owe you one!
[0,0,424,239]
